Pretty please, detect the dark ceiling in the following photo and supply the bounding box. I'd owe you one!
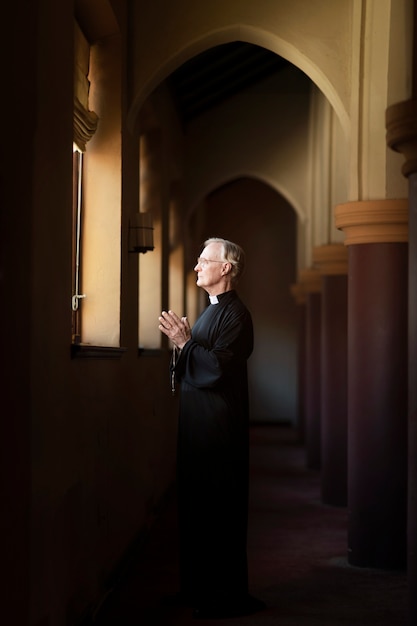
[167,42,290,128]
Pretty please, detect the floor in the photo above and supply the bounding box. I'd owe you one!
[93,426,407,625]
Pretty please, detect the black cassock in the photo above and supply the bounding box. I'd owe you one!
[172,289,254,607]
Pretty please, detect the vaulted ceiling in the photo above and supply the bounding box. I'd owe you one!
[167,42,291,128]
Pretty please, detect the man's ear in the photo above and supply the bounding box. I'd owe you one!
[222,262,232,275]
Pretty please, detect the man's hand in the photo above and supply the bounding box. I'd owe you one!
[158,310,191,349]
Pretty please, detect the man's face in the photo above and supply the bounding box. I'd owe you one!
[194,242,226,292]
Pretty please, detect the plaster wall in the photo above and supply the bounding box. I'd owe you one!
[129,0,353,134]
[185,66,310,221]
[184,71,348,271]
[82,33,122,347]
[203,178,298,424]
[8,1,181,623]
[2,0,414,623]
[130,0,412,262]
[357,0,411,200]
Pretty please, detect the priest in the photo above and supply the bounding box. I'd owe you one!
[158,237,265,620]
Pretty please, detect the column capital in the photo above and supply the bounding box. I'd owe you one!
[312,243,348,275]
[298,267,322,294]
[386,99,417,177]
[334,199,408,246]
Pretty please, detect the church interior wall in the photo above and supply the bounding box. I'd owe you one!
[2,0,414,623]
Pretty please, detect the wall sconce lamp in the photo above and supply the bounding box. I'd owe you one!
[128,212,154,253]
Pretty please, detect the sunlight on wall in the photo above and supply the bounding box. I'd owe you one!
[138,133,162,349]
[138,230,161,349]
[186,270,199,326]
[169,247,184,315]
[81,33,121,347]
[168,187,185,315]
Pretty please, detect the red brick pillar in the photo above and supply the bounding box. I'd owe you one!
[299,268,322,470]
[313,244,348,506]
[335,199,408,569]
[387,97,417,622]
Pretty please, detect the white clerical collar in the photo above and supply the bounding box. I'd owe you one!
[209,295,219,304]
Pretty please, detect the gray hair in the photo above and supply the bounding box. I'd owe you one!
[204,237,246,284]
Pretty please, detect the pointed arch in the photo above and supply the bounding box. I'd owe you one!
[186,172,306,223]
[127,22,349,140]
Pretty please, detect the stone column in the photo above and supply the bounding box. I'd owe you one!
[313,244,348,506]
[387,97,417,622]
[299,268,322,470]
[335,199,408,569]
[290,282,307,444]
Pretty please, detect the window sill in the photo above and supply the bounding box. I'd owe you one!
[71,344,127,359]
[138,348,166,357]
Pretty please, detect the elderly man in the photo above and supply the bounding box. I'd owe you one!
[159,237,264,620]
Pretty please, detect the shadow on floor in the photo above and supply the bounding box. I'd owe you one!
[93,425,407,625]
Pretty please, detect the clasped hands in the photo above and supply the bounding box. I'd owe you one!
[158,310,191,350]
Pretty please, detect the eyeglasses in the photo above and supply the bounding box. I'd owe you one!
[195,257,225,268]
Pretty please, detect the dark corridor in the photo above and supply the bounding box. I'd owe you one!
[92,426,406,625]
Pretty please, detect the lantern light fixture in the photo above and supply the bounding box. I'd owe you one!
[128,212,154,253]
